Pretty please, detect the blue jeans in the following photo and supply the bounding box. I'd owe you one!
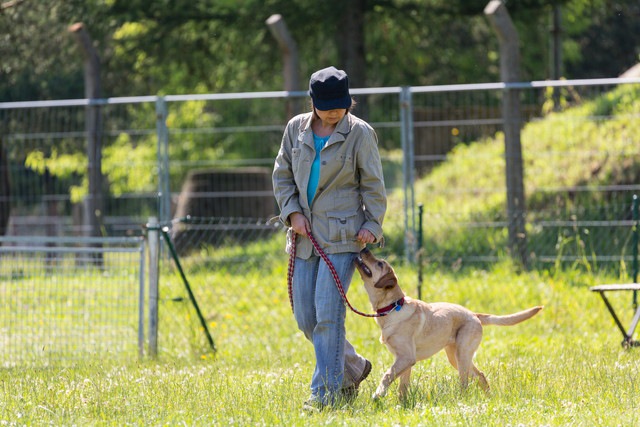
[292,252,368,403]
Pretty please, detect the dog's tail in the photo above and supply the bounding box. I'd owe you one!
[476,306,543,326]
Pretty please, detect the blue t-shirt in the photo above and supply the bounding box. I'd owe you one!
[307,133,330,205]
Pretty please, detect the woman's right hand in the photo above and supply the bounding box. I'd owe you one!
[289,212,311,235]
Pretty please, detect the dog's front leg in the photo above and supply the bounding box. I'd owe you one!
[397,368,412,401]
[374,339,416,400]
[374,355,415,400]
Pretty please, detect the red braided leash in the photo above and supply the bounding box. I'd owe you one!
[286,226,384,318]
[287,228,296,313]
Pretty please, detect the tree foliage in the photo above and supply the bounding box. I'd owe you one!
[1,0,638,102]
[1,0,638,204]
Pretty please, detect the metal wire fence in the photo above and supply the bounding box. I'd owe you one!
[0,236,146,366]
[1,78,639,268]
[152,216,290,360]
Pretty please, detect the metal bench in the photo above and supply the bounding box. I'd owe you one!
[590,284,640,348]
[590,194,639,348]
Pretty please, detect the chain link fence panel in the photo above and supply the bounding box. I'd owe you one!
[0,236,146,366]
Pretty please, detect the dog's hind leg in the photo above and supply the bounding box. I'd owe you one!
[453,323,483,389]
[448,344,489,392]
[444,345,458,371]
[471,363,490,392]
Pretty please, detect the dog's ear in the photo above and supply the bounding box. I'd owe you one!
[375,272,398,289]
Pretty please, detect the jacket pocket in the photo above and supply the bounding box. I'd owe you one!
[338,153,354,169]
[327,209,359,244]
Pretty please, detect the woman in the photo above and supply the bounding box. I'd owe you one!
[272,66,387,409]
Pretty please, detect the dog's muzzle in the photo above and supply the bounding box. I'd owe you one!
[355,254,372,277]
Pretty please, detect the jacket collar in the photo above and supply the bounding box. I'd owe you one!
[298,112,353,147]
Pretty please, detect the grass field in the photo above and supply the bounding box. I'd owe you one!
[1,257,639,426]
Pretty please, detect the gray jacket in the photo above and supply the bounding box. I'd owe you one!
[272,112,387,258]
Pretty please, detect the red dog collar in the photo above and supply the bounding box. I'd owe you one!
[376,297,405,316]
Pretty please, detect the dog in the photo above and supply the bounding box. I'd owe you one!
[354,248,543,400]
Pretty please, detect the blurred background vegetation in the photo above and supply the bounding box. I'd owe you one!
[1,0,639,272]
[1,0,639,102]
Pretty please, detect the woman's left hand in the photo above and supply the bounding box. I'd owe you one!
[357,228,376,244]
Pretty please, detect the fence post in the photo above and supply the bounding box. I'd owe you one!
[400,86,416,262]
[160,225,216,352]
[0,138,9,236]
[417,203,424,300]
[147,217,160,358]
[633,194,638,309]
[155,98,171,225]
[484,1,528,268]
[138,237,146,359]
[266,14,301,118]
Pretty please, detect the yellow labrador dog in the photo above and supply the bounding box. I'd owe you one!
[354,248,542,400]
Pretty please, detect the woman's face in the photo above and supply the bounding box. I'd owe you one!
[314,108,347,126]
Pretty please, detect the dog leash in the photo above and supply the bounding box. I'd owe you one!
[287,225,388,318]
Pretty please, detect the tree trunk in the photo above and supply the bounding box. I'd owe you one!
[69,22,104,242]
[485,0,528,269]
[336,0,368,119]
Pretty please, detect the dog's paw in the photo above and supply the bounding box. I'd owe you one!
[372,387,387,401]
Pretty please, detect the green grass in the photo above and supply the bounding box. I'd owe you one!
[2,259,640,425]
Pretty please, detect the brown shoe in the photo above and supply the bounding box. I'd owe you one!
[357,359,372,387]
[341,359,372,401]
